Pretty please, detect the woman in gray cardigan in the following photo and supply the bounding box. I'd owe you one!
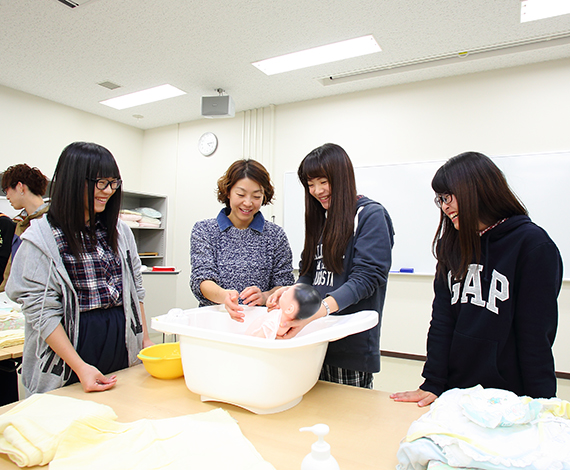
[7,142,152,395]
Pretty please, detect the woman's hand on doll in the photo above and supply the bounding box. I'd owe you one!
[275,316,316,339]
[266,286,288,312]
[224,289,245,322]
[390,388,437,407]
[239,286,266,306]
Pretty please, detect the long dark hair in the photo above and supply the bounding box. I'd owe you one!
[298,143,357,275]
[48,142,122,257]
[432,151,527,279]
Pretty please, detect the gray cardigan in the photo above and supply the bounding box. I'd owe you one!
[6,216,145,395]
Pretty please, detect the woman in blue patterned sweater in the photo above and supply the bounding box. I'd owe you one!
[190,159,294,321]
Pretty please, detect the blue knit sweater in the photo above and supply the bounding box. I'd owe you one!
[190,209,294,305]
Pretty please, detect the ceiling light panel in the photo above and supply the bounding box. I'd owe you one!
[521,0,570,22]
[100,84,186,110]
[252,35,381,75]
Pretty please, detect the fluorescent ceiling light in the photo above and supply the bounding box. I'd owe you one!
[521,0,570,22]
[100,84,186,110]
[252,35,381,75]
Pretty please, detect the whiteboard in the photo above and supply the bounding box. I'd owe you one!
[283,151,569,279]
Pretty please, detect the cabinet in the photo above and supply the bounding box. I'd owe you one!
[2,189,169,268]
[121,191,167,268]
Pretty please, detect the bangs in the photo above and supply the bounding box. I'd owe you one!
[431,164,450,195]
[298,155,327,185]
[90,152,121,180]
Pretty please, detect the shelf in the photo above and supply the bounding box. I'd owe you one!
[122,190,167,268]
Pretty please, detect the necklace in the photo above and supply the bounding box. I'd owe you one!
[479,218,507,236]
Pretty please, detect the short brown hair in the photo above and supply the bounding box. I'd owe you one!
[217,159,274,207]
[2,164,48,196]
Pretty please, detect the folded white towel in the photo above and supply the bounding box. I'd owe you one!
[119,213,142,222]
[0,329,24,347]
[0,394,117,467]
[138,216,160,226]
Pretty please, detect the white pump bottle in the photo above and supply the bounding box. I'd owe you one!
[299,424,340,470]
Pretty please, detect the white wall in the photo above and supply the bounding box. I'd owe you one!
[140,115,260,311]
[0,84,144,188]
[1,57,569,374]
[142,58,570,373]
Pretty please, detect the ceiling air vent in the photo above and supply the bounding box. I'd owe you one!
[98,81,122,90]
[55,0,93,8]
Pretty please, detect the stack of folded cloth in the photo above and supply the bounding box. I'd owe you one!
[397,385,570,470]
[119,207,162,228]
[0,292,24,347]
[0,395,276,469]
[0,395,117,467]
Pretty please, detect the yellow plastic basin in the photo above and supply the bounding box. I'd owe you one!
[137,342,183,379]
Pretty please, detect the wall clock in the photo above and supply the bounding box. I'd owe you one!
[198,132,218,156]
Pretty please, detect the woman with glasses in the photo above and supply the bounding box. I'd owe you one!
[0,164,49,291]
[191,159,294,321]
[391,151,562,406]
[268,143,394,389]
[6,142,152,395]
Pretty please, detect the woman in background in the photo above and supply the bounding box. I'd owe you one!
[7,142,152,395]
[190,159,294,321]
[1,164,49,290]
[268,143,394,388]
[391,151,562,406]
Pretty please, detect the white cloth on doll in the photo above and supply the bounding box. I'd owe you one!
[245,310,282,339]
[397,385,570,470]
[0,394,117,467]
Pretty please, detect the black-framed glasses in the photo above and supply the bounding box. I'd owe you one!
[90,178,122,191]
[1,187,6,196]
[434,193,453,208]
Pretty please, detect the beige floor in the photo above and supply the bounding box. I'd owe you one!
[374,355,570,401]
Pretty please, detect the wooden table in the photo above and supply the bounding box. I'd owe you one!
[0,345,23,361]
[0,364,427,469]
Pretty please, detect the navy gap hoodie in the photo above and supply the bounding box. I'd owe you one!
[421,215,562,398]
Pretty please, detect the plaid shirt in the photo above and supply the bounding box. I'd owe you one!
[53,221,123,313]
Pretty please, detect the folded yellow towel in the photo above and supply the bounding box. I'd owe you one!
[51,408,275,470]
[0,329,24,348]
[0,394,117,467]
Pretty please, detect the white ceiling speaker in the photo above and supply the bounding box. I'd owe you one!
[201,89,235,118]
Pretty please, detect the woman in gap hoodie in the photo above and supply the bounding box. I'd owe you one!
[392,152,562,406]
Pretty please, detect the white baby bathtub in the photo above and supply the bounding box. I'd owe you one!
[151,305,378,414]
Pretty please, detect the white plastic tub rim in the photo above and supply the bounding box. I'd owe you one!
[152,305,379,349]
[151,306,378,414]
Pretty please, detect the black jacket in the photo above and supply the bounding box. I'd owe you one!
[421,215,562,398]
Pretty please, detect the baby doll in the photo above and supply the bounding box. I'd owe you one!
[245,284,321,339]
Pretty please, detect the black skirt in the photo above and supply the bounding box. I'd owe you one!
[66,305,128,385]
